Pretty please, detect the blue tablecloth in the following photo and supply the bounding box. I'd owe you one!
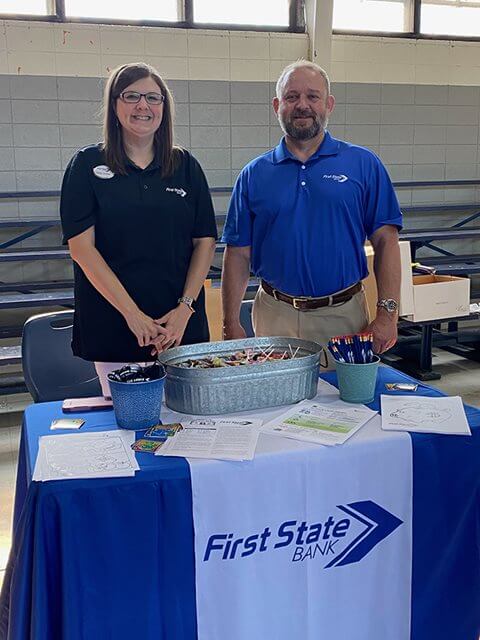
[1,366,479,640]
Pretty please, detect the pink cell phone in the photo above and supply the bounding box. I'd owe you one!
[62,397,113,412]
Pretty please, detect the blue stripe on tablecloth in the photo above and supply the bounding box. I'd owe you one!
[326,366,480,640]
[2,402,198,640]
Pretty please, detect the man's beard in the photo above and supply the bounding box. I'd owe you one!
[279,110,327,141]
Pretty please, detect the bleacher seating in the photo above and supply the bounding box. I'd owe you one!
[1,183,480,389]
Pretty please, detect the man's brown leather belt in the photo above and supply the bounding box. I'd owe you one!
[261,280,362,310]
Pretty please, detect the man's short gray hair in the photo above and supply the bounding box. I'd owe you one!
[275,60,330,98]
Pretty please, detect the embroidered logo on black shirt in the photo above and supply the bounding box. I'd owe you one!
[166,187,187,197]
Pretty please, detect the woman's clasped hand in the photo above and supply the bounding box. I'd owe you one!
[125,303,193,355]
[150,303,195,355]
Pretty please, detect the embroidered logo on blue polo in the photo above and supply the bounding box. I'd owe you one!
[93,165,114,179]
[323,174,348,183]
[203,499,402,568]
[166,187,187,197]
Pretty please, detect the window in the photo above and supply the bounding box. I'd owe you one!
[421,0,480,37]
[0,0,300,33]
[0,0,48,14]
[193,0,290,26]
[333,0,412,32]
[64,0,178,22]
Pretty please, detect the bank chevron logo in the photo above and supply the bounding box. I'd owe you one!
[323,173,348,183]
[203,500,402,568]
[324,501,403,568]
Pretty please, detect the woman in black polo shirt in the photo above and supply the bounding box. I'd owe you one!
[60,62,217,396]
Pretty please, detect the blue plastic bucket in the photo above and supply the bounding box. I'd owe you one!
[335,356,380,404]
[108,366,166,430]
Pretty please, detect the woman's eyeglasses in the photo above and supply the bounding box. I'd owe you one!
[118,91,164,105]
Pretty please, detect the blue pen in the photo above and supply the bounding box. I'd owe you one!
[355,334,366,363]
[336,337,350,363]
[353,335,362,364]
[328,343,345,363]
[329,338,345,363]
[346,336,355,363]
[363,333,374,363]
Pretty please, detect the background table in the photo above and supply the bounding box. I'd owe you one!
[1,366,479,640]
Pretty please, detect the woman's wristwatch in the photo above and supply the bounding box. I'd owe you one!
[178,296,195,313]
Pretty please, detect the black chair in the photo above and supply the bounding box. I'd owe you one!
[22,310,101,402]
[240,300,254,337]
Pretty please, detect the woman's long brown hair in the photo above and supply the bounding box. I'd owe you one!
[102,62,181,177]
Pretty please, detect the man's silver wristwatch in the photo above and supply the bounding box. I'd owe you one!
[376,298,399,313]
[178,295,195,313]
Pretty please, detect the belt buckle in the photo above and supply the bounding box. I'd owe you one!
[293,296,308,309]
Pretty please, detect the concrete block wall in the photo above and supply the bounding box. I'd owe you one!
[0,21,480,286]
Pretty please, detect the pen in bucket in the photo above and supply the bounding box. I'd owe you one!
[327,341,345,363]
[354,333,373,363]
[328,333,374,364]
[362,333,374,363]
[353,334,364,363]
[357,334,367,363]
[339,336,354,363]
[345,336,354,362]
[339,336,352,363]
[346,336,355,363]
[330,337,347,363]
[357,333,374,363]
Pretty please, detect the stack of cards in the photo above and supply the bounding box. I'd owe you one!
[131,423,183,453]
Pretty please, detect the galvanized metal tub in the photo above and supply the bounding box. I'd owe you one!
[157,337,322,415]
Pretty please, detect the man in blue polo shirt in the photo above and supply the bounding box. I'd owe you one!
[221,60,402,361]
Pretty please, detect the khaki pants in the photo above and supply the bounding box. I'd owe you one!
[252,285,370,370]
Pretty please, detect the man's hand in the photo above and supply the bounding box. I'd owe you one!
[222,321,247,341]
[221,246,251,341]
[366,311,398,354]
[368,225,401,354]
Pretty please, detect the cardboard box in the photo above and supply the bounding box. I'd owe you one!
[362,244,376,322]
[363,240,413,320]
[403,274,470,322]
[363,240,470,323]
[398,240,414,317]
[204,280,223,341]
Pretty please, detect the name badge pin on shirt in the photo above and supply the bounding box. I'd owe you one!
[93,165,114,179]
